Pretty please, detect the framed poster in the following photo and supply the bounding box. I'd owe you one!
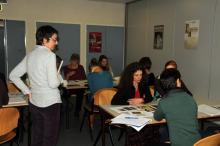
[184,20,200,49]
[153,25,164,49]
[89,32,102,53]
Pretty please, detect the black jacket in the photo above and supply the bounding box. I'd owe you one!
[0,73,9,107]
[111,82,153,105]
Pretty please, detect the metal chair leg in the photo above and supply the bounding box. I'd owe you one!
[88,114,94,140]
[93,129,102,146]
[80,110,87,131]
[118,129,124,141]
[108,125,115,146]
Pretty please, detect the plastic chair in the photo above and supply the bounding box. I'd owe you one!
[80,71,113,133]
[0,107,20,145]
[194,133,220,146]
[7,82,20,94]
[92,88,117,146]
[80,88,117,142]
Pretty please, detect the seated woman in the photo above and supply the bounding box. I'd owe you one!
[63,53,86,117]
[98,55,114,76]
[111,62,152,105]
[63,53,86,80]
[139,56,155,86]
[155,60,192,97]
[88,58,99,73]
[111,62,158,146]
[154,69,200,146]
[87,66,113,102]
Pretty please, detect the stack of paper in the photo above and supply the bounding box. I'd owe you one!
[111,113,152,131]
[198,104,220,116]
[8,93,26,105]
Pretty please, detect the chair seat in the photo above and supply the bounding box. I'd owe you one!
[0,130,16,144]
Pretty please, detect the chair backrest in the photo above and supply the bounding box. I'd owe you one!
[0,108,20,137]
[193,133,220,146]
[88,71,113,95]
[93,88,117,106]
[7,82,20,94]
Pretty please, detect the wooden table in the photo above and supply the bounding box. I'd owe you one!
[98,104,220,146]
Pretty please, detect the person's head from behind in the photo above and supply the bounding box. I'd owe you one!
[165,60,177,70]
[89,58,102,73]
[139,57,152,74]
[119,62,142,89]
[160,69,181,93]
[36,25,58,50]
[89,58,98,67]
[98,55,109,70]
[69,53,80,66]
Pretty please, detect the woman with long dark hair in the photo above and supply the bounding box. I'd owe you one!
[111,62,152,105]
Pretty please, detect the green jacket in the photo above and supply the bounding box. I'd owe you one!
[154,89,201,146]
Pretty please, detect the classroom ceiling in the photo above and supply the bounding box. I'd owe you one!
[89,0,135,3]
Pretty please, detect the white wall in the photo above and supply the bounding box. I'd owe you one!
[0,0,125,67]
[126,0,220,104]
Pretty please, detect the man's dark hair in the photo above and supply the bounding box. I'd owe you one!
[36,25,58,45]
[139,57,152,70]
[160,69,181,92]
[165,60,177,69]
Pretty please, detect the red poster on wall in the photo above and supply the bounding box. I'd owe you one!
[89,32,102,52]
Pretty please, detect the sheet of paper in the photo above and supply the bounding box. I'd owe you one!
[130,123,148,132]
[8,93,26,104]
[57,60,63,74]
[198,104,220,116]
[111,113,151,127]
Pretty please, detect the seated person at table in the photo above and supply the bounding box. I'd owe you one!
[63,53,86,117]
[87,66,113,102]
[88,58,99,73]
[155,60,192,97]
[98,55,113,76]
[63,53,86,80]
[154,69,200,146]
[139,56,155,86]
[111,62,152,105]
[0,73,9,106]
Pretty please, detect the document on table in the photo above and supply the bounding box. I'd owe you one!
[68,80,88,86]
[198,104,220,116]
[110,106,154,118]
[8,93,27,105]
[111,113,152,131]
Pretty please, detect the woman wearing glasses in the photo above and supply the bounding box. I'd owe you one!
[10,25,62,146]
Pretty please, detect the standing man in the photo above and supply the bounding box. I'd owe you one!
[10,25,62,146]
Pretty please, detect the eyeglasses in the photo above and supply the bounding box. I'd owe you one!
[50,37,59,42]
